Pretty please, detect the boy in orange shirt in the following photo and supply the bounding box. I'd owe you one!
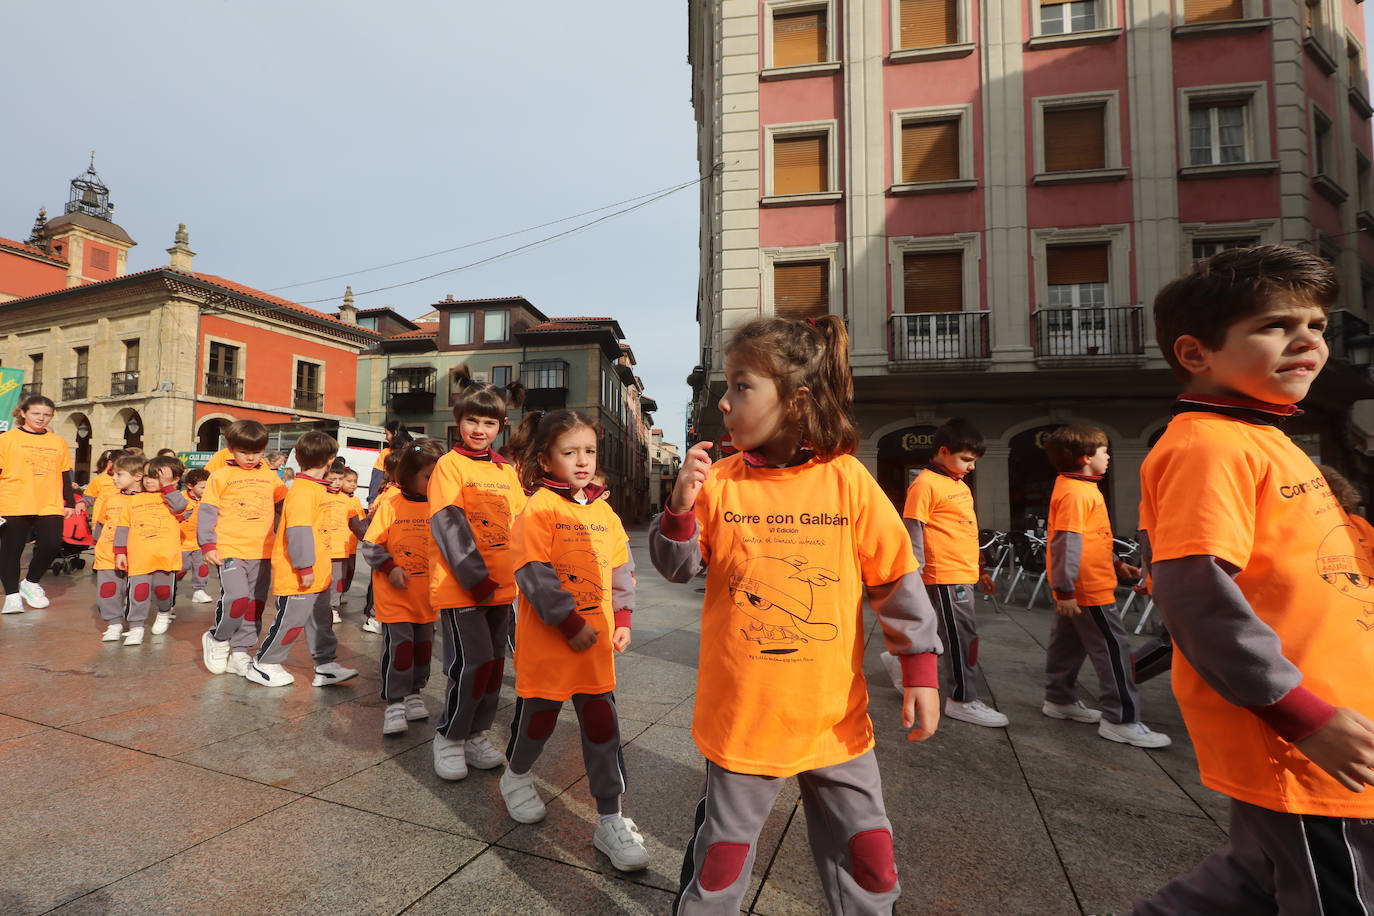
[177,468,213,605]
[116,455,191,644]
[92,454,144,643]
[1042,424,1171,748]
[323,463,367,623]
[1134,245,1374,913]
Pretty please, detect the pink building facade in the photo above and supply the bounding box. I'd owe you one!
[688,0,1374,529]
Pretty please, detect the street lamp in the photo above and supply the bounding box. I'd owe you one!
[76,422,90,438]
[126,417,141,435]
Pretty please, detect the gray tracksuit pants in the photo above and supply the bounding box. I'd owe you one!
[330,557,355,611]
[380,621,435,702]
[181,550,208,592]
[435,604,509,740]
[930,583,980,703]
[506,691,626,816]
[674,750,899,915]
[256,589,337,666]
[96,568,128,625]
[1044,603,1142,725]
[128,571,175,626]
[208,558,271,652]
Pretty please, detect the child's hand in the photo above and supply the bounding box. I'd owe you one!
[157,466,177,487]
[1294,707,1374,792]
[1054,598,1081,617]
[300,571,315,589]
[115,554,127,572]
[978,571,995,595]
[611,626,631,653]
[903,685,940,742]
[567,624,599,652]
[388,567,410,589]
[1119,563,1141,582]
[669,442,713,514]
[203,547,221,566]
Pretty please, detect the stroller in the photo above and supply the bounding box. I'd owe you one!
[52,509,94,574]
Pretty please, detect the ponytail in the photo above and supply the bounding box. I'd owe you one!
[451,363,526,427]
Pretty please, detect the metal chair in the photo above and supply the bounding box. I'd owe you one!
[1005,530,1048,607]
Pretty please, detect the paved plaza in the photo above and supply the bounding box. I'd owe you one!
[0,525,1225,915]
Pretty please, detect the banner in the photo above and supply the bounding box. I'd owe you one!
[0,368,26,433]
[177,451,216,469]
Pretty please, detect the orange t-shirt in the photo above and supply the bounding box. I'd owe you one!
[690,453,920,777]
[123,491,184,575]
[321,491,366,560]
[92,490,131,571]
[85,473,116,503]
[427,451,526,608]
[1046,475,1118,606]
[204,449,232,473]
[373,449,390,472]
[0,428,71,516]
[201,463,288,560]
[271,477,332,596]
[1140,411,1374,817]
[366,492,437,624]
[179,497,200,552]
[511,486,629,701]
[903,467,980,585]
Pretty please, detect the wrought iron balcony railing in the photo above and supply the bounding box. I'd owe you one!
[110,370,140,396]
[889,312,990,362]
[293,388,323,412]
[205,373,243,400]
[62,376,88,400]
[1032,306,1144,360]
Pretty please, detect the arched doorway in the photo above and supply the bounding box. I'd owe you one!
[113,408,143,451]
[68,413,93,486]
[1007,423,1114,528]
[197,417,230,452]
[876,425,939,508]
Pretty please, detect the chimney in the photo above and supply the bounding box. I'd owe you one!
[166,223,195,272]
[339,286,358,324]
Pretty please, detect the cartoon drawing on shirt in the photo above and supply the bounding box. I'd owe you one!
[392,528,429,578]
[465,489,511,550]
[130,502,170,542]
[223,485,272,524]
[727,555,838,654]
[1316,524,1374,629]
[554,548,605,615]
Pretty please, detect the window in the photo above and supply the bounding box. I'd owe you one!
[1044,105,1106,172]
[1192,237,1258,261]
[30,354,42,385]
[74,347,88,378]
[521,359,567,390]
[1358,152,1373,215]
[1313,108,1333,177]
[1183,0,1242,23]
[491,365,512,388]
[900,118,959,183]
[1043,245,1111,355]
[1176,85,1271,175]
[773,133,828,195]
[903,252,963,313]
[1349,39,1365,90]
[772,261,829,319]
[208,341,239,378]
[1040,0,1097,34]
[296,360,320,393]
[448,312,472,346]
[124,339,140,372]
[771,6,826,67]
[483,310,507,343]
[896,0,957,49]
[89,247,111,271]
[1189,103,1247,165]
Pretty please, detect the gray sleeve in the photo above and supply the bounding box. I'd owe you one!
[611,557,635,612]
[430,504,491,589]
[514,561,578,627]
[81,493,96,512]
[648,511,707,583]
[162,490,188,514]
[1152,555,1303,707]
[198,503,220,547]
[285,526,315,570]
[359,540,393,569]
[114,525,129,549]
[348,514,371,540]
[93,522,103,543]
[868,570,944,657]
[904,518,926,568]
[1049,530,1082,595]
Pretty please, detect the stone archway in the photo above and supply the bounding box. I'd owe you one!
[196,415,232,452]
[109,407,144,452]
[67,412,93,486]
[875,425,939,509]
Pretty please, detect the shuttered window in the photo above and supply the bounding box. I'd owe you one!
[1043,106,1106,172]
[1184,0,1243,23]
[774,261,829,319]
[773,133,829,194]
[898,0,958,49]
[903,252,963,313]
[900,118,961,183]
[773,8,827,67]
[1046,245,1109,285]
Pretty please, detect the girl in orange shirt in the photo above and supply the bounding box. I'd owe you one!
[501,408,646,873]
[0,395,76,614]
[650,316,943,913]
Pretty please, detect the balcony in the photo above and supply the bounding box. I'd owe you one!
[520,359,570,409]
[205,373,243,400]
[62,376,88,400]
[19,382,40,398]
[293,389,323,412]
[888,312,991,368]
[110,370,140,396]
[385,367,437,414]
[1032,306,1145,367]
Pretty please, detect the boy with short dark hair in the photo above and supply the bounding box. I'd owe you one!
[92,455,145,644]
[117,456,189,643]
[1134,245,1374,913]
[323,464,367,624]
[178,468,213,604]
[1042,424,1170,748]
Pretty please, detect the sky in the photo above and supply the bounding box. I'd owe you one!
[1,1,700,445]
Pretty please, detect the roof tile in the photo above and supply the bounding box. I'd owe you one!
[0,236,67,264]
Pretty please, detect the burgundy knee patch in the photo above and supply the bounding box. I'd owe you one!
[230,597,251,620]
[283,626,304,645]
[968,637,979,667]
[247,600,263,622]
[175,569,186,580]
[197,564,210,577]
[700,842,750,892]
[336,579,345,594]
[133,583,150,602]
[392,640,413,671]
[581,697,616,744]
[155,585,172,601]
[528,708,559,741]
[99,582,117,599]
[848,829,897,894]
[484,658,504,695]
[415,641,432,666]
[471,660,497,700]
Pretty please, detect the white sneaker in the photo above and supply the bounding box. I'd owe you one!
[122,626,144,647]
[464,734,507,769]
[433,732,468,781]
[1098,720,1173,748]
[403,694,429,721]
[150,612,172,636]
[878,651,904,691]
[18,580,49,608]
[311,662,358,687]
[383,702,408,735]
[101,623,123,642]
[245,661,295,687]
[331,609,341,624]
[2,594,24,614]
[225,651,251,677]
[361,617,381,634]
[499,767,546,823]
[946,698,1010,728]
[201,630,230,674]
[594,814,650,871]
[191,589,213,604]
[1042,700,1102,723]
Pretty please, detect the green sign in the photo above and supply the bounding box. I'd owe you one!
[0,368,26,433]
[177,451,216,469]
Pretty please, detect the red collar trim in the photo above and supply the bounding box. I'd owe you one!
[1175,393,1302,417]
[923,462,963,481]
[1060,472,1103,483]
[741,448,815,469]
[539,477,607,503]
[451,445,509,466]
[295,474,329,487]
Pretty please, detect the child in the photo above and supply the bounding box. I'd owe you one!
[199,420,288,677]
[1041,424,1170,748]
[116,456,190,643]
[1135,245,1374,913]
[427,366,527,780]
[248,430,358,689]
[882,418,1007,727]
[361,450,406,635]
[501,409,645,871]
[360,439,445,734]
[92,455,144,642]
[178,468,214,604]
[323,463,366,624]
[650,315,943,912]
[82,448,128,514]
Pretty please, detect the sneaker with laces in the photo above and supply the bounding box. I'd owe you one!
[331,609,341,624]
[382,702,408,735]
[499,767,546,823]
[311,662,358,687]
[201,630,230,674]
[1042,700,1102,723]
[225,651,251,677]
[101,623,123,642]
[150,612,172,636]
[18,580,49,608]
[122,626,145,647]
[878,651,904,691]
[2,594,24,614]
[1098,720,1172,748]
[433,732,468,780]
[361,617,381,634]
[403,694,429,721]
[464,734,506,769]
[594,814,650,871]
[946,698,1010,728]
[191,589,214,604]
[245,661,295,687]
